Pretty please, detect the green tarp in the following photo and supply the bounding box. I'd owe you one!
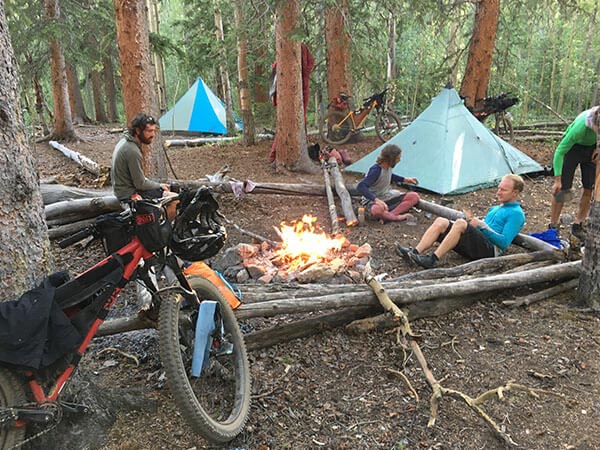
[345,87,543,194]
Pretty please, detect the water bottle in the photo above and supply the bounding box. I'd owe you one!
[357,207,365,225]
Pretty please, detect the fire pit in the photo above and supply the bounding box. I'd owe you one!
[213,215,371,284]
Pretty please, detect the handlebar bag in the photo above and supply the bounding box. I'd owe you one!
[133,200,173,252]
[96,212,134,256]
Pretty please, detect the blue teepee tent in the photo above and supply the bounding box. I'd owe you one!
[159,77,227,135]
[345,87,543,195]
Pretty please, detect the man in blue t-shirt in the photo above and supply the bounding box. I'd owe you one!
[397,174,525,269]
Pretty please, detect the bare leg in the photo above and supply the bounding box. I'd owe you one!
[415,217,449,254]
[550,196,564,227]
[433,219,467,259]
[576,188,593,224]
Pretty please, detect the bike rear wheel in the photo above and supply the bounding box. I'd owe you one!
[159,276,251,443]
[320,111,352,145]
[375,111,402,143]
[0,368,26,449]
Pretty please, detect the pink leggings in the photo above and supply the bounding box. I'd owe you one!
[370,192,420,222]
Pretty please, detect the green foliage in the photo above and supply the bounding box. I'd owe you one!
[5,0,598,128]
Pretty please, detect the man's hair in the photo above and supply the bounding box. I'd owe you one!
[376,144,402,165]
[503,174,524,193]
[129,113,157,135]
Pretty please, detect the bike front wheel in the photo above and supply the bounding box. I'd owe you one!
[0,368,26,449]
[320,111,353,145]
[159,276,251,443]
[375,111,402,142]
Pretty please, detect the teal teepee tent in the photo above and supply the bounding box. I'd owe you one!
[345,87,543,194]
[159,77,227,135]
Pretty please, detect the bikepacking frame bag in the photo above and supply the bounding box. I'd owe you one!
[95,212,134,255]
[133,200,173,252]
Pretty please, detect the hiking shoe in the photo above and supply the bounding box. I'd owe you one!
[411,253,438,269]
[571,223,586,240]
[396,245,417,266]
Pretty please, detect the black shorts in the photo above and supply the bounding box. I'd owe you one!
[561,144,596,190]
[437,221,496,260]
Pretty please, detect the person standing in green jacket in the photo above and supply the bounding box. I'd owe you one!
[549,106,600,239]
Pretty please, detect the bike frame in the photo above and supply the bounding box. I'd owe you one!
[334,101,377,131]
[23,237,157,409]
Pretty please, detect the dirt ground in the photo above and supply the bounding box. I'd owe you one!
[32,124,600,450]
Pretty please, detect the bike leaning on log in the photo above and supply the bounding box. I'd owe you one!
[0,187,251,448]
[320,88,402,145]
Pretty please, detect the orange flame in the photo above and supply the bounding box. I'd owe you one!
[274,215,348,271]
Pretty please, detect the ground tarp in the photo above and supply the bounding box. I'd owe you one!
[345,87,543,194]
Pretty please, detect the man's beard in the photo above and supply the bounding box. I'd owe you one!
[139,135,153,145]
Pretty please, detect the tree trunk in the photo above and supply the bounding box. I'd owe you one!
[386,11,396,85]
[147,0,167,114]
[91,68,108,123]
[458,0,499,109]
[0,7,52,301]
[577,179,600,308]
[213,0,236,135]
[65,60,90,124]
[32,70,50,136]
[103,55,119,122]
[274,0,314,173]
[45,0,76,141]
[113,0,166,180]
[325,0,352,114]
[252,46,269,104]
[233,0,255,146]
[556,28,575,114]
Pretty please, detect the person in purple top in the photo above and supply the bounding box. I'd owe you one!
[356,144,420,223]
[398,174,526,269]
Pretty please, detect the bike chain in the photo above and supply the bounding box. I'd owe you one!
[8,403,62,450]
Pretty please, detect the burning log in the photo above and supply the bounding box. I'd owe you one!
[328,157,357,226]
[417,199,556,252]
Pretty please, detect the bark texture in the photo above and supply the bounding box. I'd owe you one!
[274,0,314,172]
[0,7,52,301]
[45,0,76,140]
[459,0,499,108]
[325,0,352,109]
[113,0,166,179]
[233,0,255,145]
[577,202,600,308]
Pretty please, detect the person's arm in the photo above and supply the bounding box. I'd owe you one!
[357,165,382,201]
[478,207,525,250]
[390,173,405,185]
[126,148,161,192]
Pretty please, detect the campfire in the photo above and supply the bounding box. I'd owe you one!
[217,215,371,284]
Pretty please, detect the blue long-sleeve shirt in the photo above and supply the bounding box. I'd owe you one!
[479,202,525,251]
[357,164,405,201]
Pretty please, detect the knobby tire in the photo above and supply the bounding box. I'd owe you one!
[375,111,402,143]
[320,111,352,145]
[158,276,251,443]
[0,368,26,450]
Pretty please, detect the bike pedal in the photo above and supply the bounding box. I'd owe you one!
[59,401,91,414]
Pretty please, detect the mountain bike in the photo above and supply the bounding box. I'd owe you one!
[320,88,402,145]
[0,187,251,448]
[468,92,518,139]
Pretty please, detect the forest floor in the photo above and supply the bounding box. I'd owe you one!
[31,123,600,450]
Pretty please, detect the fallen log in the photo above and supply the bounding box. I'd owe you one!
[322,161,340,234]
[416,198,556,252]
[49,140,101,176]
[164,136,240,148]
[234,261,580,319]
[44,196,122,221]
[502,278,578,307]
[41,183,113,205]
[47,218,96,240]
[328,158,357,226]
